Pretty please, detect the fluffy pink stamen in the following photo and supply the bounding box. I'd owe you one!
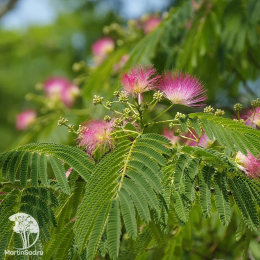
[163,128,180,147]
[78,120,114,155]
[236,151,260,179]
[44,77,79,108]
[157,71,207,107]
[121,65,160,94]
[16,110,36,131]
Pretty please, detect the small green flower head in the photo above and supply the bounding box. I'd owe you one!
[215,109,225,117]
[174,129,181,136]
[204,105,215,114]
[106,101,112,108]
[57,117,69,126]
[114,118,124,127]
[76,125,85,135]
[153,90,164,102]
[113,91,120,97]
[104,115,112,122]
[251,98,260,108]
[234,103,242,111]
[169,122,175,129]
[174,112,186,120]
[118,91,128,104]
[93,95,103,105]
[72,61,86,72]
[123,108,131,116]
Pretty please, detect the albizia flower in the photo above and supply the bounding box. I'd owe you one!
[113,54,129,72]
[142,16,161,34]
[121,65,159,95]
[186,133,214,148]
[92,37,115,65]
[66,167,73,178]
[163,128,180,147]
[157,71,206,107]
[235,151,260,179]
[16,110,36,130]
[78,120,114,155]
[243,107,260,128]
[44,77,80,108]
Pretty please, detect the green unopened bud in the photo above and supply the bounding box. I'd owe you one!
[117,39,124,46]
[251,98,260,108]
[113,91,120,97]
[58,117,69,126]
[104,115,112,122]
[93,95,103,105]
[169,122,175,129]
[118,91,128,104]
[72,61,86,72]
[153,90,164,102]
[106,101,112,108]
[204,105,215,114]
[35,83,43,90]
[174,129,181,136]
[215,109,225,117]
[76,125,85,135]
[175,112,186,119]
[103,26,110,34]
[234,103,242,111]
[114,118,123,127]
[123,108,131,116]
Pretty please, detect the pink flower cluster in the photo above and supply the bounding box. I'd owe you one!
[121,65,159,95]
[78,119,114,155]
[44,77,80,108]
[141,16,161,34]
[163,127,214,149]
[91,37,115,66]
[236,151,260,179]
[157,71,206,107]
[243,107,260,128]
[122,65,206,107]
[16,110,36,131]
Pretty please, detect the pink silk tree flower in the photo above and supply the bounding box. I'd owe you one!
[243,107,260,128]
[235,151,260,179]
[121,65,159,95]
[44,77,80,108]
[113,54,129,72]
[66,167,73,178]
[163,128,180,147]
[186,133,214,148]
[142,16,161,34]
[92,37,115,65]
[16,110,36,130]
[78,119,114,155]
[157,71,207,107]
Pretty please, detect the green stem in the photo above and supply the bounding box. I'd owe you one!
[237,110,240,120]
[126,102,138,115]
[150,103,174,122]
[101,103,123,115]
[145,119,179,127]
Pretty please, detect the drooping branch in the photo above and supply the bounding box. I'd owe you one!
[0,0,18,19]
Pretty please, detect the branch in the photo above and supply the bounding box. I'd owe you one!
[0,0,19,19]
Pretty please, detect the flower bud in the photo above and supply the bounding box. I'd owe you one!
[174,112,186,119]
[118,91,128,104]
[251,98,260,108]
[153,90,164,102]
[114,118,124,127]
[204,105,215,114]
[93,95,103,105]
[215,109,225,117]
[234,103,242,111]
[113,91,120,97]
[67,124,75,133]
[104,115,112,122]
[106,101,112,108]
[174,129,181,136]
[58,117,69,126]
